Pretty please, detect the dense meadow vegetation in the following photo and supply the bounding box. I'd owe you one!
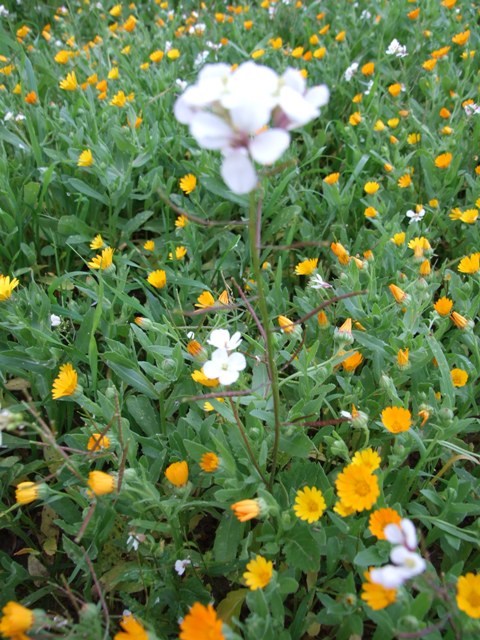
[0,0,479,638]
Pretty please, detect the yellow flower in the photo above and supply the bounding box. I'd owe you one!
[458,209,478,224]
[389,283,408,304]
[295,258,318,275]
[429,198,439,208]
[191,369,219,387]
[90,234,104,250]
[110,4,122,17]
[381,406,412,434]
[25,91,38,105]
[341,350,363,372]
[450,368,468,387]
[252,49,265,59]
[349,111,362,126]
[88,247,114,270]
[200,452,219,473]
[87,433,110,451]
[368,508,402,540]
[278,315,295,333]
[317,310,329,328]
[195,291,215,309]
[364,181,380,195]
[388,83,402,97]
[435,152,452,169]
[397,174,412,188]
[390,232,406,246]
[407,7,420,19]
[167,49,181,60]
[456,573,480,619]
[0,602,34,639]
[179,173,197,195]
[434,297,453,316]
[187,340,203,357]
[110,90,127,107]
[458,253,480,274]
[373,120,385,131]
[422,58,437,71]
[88,470,115,496]
[450,311,469,329]
[335,31,346,42]
[179,602,224,640]
[419,259,431,276]
[147,269,167,289]
[364,207,378,218]
[294,486,326,523]
[291,46,304,58]
[114,614,148,640]
[361,62,375,76]
[352,449,381,473]
[175,214,188,228]
[323,172,340,185]
[243,556,273,590]
[397,348,409,368]
[331,241,350,264]
[165,461,188,487]
[408,133,421,144]
[431,46,451,59]
[15,481,40,505]
[408,237,431,259]
[333,500,356,517]
[52,363,78,399]
[143,240,155,251]
[335,463,379,511]
[123,15,137,32]
[77,149,93,167]
[269,37,283,49]
[231,498,261,522]
[55,50,74,64]
[387,118,399,128]
[0,275,19,301]
[452,30,470,46]
[361,571,397,610]
[168,246,187,260]
[59,71,78,90]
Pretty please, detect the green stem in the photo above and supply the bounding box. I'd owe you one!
[248,192,282,490]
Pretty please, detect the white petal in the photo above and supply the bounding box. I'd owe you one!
[281,67,306,94]
[190,113,233,150]
[207,329,230,349]
[369,565,408,589]
[400,518,417,550]
[218,369,239,386]
[249,129,290,165]
[278,86,319,128]
[230,100,272,134]
[390,547,426,577]
[202,360,221,379]
[198,62,231,82]
[221,152,257,194]
[384,523,404,545]
[305,84,330,108]
[227,352,247,372]
[210,348,229,364]
[174,94,195,124]
[227,331,242,350]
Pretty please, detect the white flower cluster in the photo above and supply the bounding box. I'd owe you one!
[174,62,329,194]
[203,329,246,385]
[370,518,426,589]
[344,62,359,82]
[386,39,408,58]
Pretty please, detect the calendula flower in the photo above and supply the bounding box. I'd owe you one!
[168,246,187,260]
[330,241,350,264]
[52,363,78,399]
[123,15,137,32]
[364,181,380,195]
[294,486,326,523]
[179,602,224,640]
[110,90,127,107]
[335,462,380,511]
[25,91,38,105]
[200,452,219,472]
[434,297,453,316]
[361,62,375,76]
[187,340,203,357]
[324,172,340,185]
[397,348,409,368]
[87,433,110,451]
[195,291,215,309]
[388,83,402,97]
[15,481,41,505]
[450,368,468,387]
[77,149,93,167]
[408,237,431,259]
[390,232,406,246]
[381,406,412,434]
[352,449,381,473]
[0,275,19,301]
[333,500,356,517]
[278,315,295,333]
[341,350,364,372]
[143,240,155,251]
[452,30,470,46]
[179,174,197,194]
[59,71,78,90]
[165,461,189,487]
[88,247,114,270]
[389,284,409,304]
[114,614,148,640]
[191,369,219,387]
[147,269,167,289]
[231,498,261,522]
[87,470,115,496]
[295,258,318,275]
[0,602,34,640]
[243,556,273,590]
[369,508,402,540]
[450,311,469,330]
[435,152,452,169]
[457,573,480,619]
[361,571,397,610]
[458,253,480,274]
[175,214,188,228]
[349,111,362,125]
[397,174,412,188]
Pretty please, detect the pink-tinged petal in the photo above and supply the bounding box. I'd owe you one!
[190,113,233,150]
[249,129,290,165]
[228,352,247,371]
[221,152,257,194]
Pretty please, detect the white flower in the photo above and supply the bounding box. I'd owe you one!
[364,80,374,96]
[384,518,418,550]
[369,564,409,589]
[50,314,62,328]
[15,114,26,122]
[386,39,408,58]
[174,559,191,576]
[203,348,246,385]
[344,62,359,82]
[464,103,480,116]
[0,5,9,17]
[360,10,372,20]
[390,546,426,579]
[175,79,188,91]
[207,329,242,351]
[194,51,209,67]
[3,111,13,122]
[406,207,425,224]
[308,274,332,289]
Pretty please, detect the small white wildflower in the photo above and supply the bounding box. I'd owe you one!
[464,103,480,116]
[344,62,359,82]
[15,114,26,122]
[3,111,13,122]
[50,314,62,328]
[308,273,332,289]
[364,80,374,95]
[360,9,372,20]
[187,331,195,340]
[384,518,418,550]
[0,4,9,17]
[175,79,188,91]
[194,51,209,68]
[207,329,242,351]
[406,207,425,224]
[174,559,192,576]
[386,39,408,58]
[203,348,246,385]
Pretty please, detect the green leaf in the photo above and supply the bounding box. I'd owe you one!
[65,178,109,205]
[213,514,245,563]
[283,524,321,572]
[216,588,248,626]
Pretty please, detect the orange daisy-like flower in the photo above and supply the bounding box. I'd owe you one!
[165,461,188,487]
[361,571,397,610]
[200,452,219,473]
[434,152,452,169]
[87,433,110,451]
[335,463,380,512]
[368,508,402,539]
[352,449,381,473]
[458,253,480,275]
[114,614,148,640]
[295,258,318,275]
[52,363,78,400]
[381,406,412,433]
[0,601,34,640]
[179,602,224,640]
[231,498,260,522]
[434,297,453,316]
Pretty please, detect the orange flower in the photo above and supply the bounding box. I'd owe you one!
[231,498,260,522]
[25,90,38,104]
[434,297,453,316]
[369,508,402,539]
[381,406,412,434]
[435,152,452,169]
[179,602,224,640]
[389,284,408,304]
[450,311,468,329]
[361,62,375,76]
[165,461,188,487]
